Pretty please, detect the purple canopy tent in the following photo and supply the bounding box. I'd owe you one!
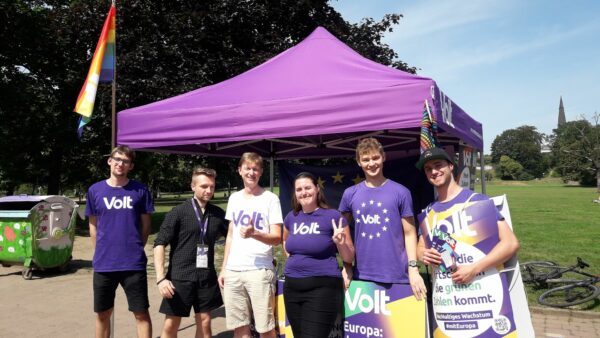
[117,27,485,189]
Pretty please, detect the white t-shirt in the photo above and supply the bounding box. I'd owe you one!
[225,189,283,271]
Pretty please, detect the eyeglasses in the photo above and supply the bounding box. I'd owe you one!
[111,156,132,165]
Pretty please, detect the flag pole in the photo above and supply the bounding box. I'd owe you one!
[111,0,117,149]
[109,7,116,338]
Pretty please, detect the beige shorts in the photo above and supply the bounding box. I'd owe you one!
[223,269,276,333]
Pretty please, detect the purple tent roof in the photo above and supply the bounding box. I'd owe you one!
[117,27,482,158]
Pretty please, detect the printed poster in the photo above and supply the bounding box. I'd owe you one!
[277,280,426,337]
[492,195,535,338]
[457,145,476,190]
[418,199,517,338]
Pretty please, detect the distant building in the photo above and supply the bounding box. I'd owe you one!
[558,96,566,127]
[541,144,551,154]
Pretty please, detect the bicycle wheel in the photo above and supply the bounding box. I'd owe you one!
[520,261,559,284]
[538,283,600,307]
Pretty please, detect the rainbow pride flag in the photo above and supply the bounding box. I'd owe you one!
[74,5,116,137]
[420,99,439,153]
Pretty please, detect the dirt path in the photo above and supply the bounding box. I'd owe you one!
[0,235,231,338]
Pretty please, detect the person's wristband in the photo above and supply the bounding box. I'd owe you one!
[156,277,167,285]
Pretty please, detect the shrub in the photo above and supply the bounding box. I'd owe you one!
[518,172,535,181]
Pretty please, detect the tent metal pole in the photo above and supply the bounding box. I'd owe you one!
[270,157,274,192]
[270,141,274,192]
[480,150,487,194]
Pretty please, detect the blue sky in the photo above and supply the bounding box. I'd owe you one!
[331,0,600,153]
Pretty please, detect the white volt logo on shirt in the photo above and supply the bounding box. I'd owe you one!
[103,196,133,209]
[355,200,389,240]
[292,222,320,235]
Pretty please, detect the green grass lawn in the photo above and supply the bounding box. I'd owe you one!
[482,178,599,267]
[480,178,600,310]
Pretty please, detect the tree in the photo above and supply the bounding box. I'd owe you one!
[490,125,546,178]
[496,155,523,180]
[0,1,114,195]
[1,0,415,194]
[552,114,600,192]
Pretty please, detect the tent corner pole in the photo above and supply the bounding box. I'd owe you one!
[480,150,487,195]
[269,142,275,192]
[269,157,274,192]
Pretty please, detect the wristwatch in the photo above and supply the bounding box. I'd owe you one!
[408,260,419,268]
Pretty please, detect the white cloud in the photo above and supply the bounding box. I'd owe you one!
[392,0,510,40]
[433,21,597,77]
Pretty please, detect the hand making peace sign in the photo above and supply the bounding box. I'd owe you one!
[331,217,346,245]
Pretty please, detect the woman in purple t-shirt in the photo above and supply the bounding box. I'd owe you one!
[283,172,355,338]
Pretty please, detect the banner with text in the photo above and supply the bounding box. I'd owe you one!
[277,280,426,337]
[457,145,476,189]
[418,200,517,337]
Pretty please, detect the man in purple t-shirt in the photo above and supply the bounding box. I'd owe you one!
[85,145,154,338]
[339,137,426,300]
[415,147,519,284]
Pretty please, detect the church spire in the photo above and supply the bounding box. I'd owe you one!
[558,96,566,127]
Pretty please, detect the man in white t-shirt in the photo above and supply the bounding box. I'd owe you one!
[218,152,283,338]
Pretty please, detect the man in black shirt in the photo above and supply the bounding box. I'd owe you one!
[154,166,227,338]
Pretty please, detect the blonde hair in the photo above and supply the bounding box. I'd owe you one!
[355,137,384,161]
[238,152,263,169]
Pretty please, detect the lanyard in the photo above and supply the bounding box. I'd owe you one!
[191,199,209,245]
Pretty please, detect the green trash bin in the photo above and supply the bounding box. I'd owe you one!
[0,195,79,279]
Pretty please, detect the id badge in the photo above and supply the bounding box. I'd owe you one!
[196,244,208,268]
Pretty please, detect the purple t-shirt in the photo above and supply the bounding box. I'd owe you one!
[85,180,154,272]
[284,208,347,278]
[339,180,414,283]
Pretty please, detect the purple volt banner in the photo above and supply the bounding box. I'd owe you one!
[276,280,426,337]
[418,200,517,338]
[457,145,477,190]
[343,280,427,338]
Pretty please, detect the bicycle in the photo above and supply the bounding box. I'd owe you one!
[520,257,600,308]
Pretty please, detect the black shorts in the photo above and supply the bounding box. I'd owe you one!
[93,270,149,313]
[159,274,223,317]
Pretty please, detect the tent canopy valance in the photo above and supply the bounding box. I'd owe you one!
[117,27,483,158]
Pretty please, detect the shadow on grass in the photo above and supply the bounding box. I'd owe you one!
[577,298,600,311]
